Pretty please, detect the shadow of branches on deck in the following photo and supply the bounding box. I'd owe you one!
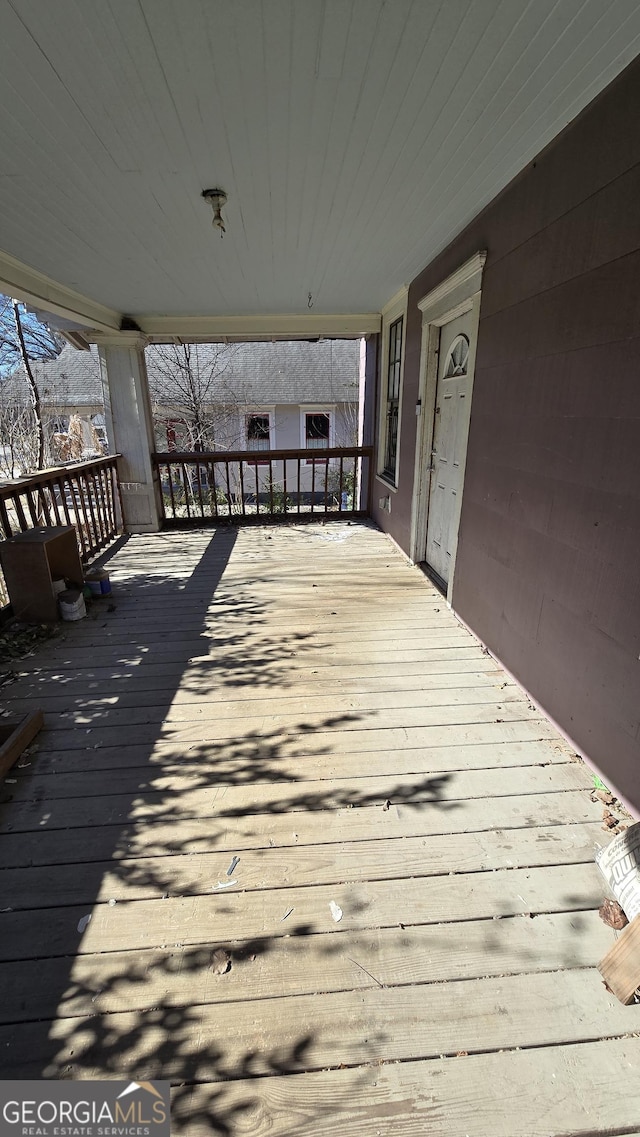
[0,523,478,1132]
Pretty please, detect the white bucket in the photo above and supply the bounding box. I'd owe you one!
[59,589,86,621]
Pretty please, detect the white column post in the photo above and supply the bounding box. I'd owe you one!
[97,334,161,533]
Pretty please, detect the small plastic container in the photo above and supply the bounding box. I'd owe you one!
[84,568,112,596]
[59,588,86,621]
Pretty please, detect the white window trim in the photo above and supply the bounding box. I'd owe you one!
[409,251,486,606]
[299,405,335,450]
[376,286,408,491]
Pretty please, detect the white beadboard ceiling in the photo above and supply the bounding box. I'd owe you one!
[0,0,639,329]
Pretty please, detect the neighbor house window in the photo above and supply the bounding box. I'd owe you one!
[247,413,271,451]
[383,315,403,480]
[305,411,330,462]
[246,412,271,464]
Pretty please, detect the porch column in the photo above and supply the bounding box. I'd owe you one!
[97,334,161,533]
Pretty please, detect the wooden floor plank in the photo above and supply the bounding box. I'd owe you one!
[27,635,472,668]
[5,654,497,690]
[3,666,511,712]
[169,1039,640,1137]
[41,684,527,730]
[0,823,604,911]
[0,910,614,1023]
[0,763,590,830]
[0,790,601,867]
[7,736,572,783]
[7,717,565,774]
[0,862,605,961]
[5,708,557,759]
[36,616,463,645]
[1,970,635,1083]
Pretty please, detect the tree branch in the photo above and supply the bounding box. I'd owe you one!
[12,300,45,470]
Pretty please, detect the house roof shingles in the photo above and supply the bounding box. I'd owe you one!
[0,340,360,409]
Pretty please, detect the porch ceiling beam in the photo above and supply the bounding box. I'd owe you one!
[137,313,381,341]
[0,249,121,333]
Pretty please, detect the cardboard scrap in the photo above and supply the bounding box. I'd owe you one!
[598,915,640,1005]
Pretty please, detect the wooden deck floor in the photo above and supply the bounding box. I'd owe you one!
[1,522,639,1135]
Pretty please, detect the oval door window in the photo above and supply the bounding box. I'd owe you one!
[443,333,470,377]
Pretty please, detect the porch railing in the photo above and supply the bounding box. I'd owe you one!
[153,446,373,525]
[0,455,122,564]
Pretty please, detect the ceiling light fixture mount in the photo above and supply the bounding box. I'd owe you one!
[201,188,228,236]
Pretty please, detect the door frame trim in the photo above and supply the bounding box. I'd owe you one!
[409,251,486,606]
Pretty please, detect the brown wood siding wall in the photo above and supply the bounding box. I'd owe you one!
[370,57,640,809]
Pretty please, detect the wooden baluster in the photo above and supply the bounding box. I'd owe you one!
[297,457,301,515]
[12,492,28,532]
[25,488,39,528]
[84,470,100,551]
[283,457,288,515]
[67,477,89,558]
[238,459,246,517]
[104,464,117,535]
[75,473,93,556]
[165,464,176,519]
[48,480,62,526]
[36,483,52,526]
[324,457,329,515]
[90,466,107,542]
[209,463,218,518]
[181,463,191,519]
[80,470,99,552]
[311,457,316,514]
[268,458,274,517]
[225,460,232,517]
[195,460,205,519]
[101,465,113,538]
[102,464,115,537]
[0,496,13,538]
[57,478,72,527]
[339,456,344,512]
[254,460,260,515]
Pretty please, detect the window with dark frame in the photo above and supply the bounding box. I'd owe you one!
[247,413,270,449]
[246,412,271,464]
[383,315,403,481]
[305,411,330,463]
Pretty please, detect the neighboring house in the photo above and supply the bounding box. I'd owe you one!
[30,343,106,452]
[0,344,107,464]
[1,339,360,490]
[145,339,361,499]
[146,339,359,450]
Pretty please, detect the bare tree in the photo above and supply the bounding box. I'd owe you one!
[147,343,239,451]
[0,389,38,477]
[0,295,63,474]
[11,300,46,468]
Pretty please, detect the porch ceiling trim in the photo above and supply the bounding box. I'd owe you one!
[0,249,121,333]
[137,313,381,341]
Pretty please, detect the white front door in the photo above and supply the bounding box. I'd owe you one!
[424,311,473,585]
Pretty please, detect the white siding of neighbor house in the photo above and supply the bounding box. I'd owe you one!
[236,402,357,494]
